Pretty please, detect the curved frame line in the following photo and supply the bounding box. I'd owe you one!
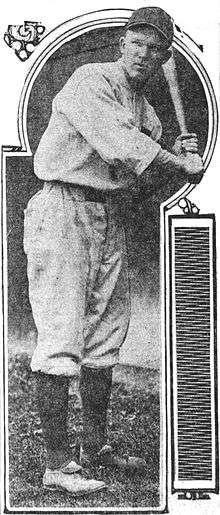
[2,11,218,512]
[17,11,218,214]
[163,36,218,211]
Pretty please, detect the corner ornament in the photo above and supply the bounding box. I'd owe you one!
[4,21,45,61]
[178,197,200,214]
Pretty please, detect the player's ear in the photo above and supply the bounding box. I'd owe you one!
[119,36,126,53]
[162,49,172,64]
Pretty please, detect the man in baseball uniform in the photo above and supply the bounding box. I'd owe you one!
[24,6,203,495]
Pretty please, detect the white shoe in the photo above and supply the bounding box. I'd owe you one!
[43,460,106,496]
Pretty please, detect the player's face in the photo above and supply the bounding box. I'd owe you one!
[120,27,170,82]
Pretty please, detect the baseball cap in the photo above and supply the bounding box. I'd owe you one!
[125,7,174,46]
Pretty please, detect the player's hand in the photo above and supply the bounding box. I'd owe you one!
[172,133,198,155]
[180,152,204,184]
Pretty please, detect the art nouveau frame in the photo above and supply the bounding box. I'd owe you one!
[1,7,219,513]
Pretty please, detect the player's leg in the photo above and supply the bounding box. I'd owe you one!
[80,200,146,470]
[79,365,113,464]
[81,199,129,458]
[34,372,72,470]
[83,199,130,370]
[24,183,106,493]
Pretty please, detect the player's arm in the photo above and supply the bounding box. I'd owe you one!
[55,70,203,183]
[153,147,204,184]
[55,70,162,177]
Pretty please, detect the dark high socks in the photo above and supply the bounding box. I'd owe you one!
[79,366,113,457]
[34,372,72,469]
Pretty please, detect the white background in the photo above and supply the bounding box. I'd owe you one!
[0,1,220,514]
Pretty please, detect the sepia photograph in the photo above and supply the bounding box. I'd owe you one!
[1,1,219,513]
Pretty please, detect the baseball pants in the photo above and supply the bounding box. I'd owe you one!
[24,182,130,376]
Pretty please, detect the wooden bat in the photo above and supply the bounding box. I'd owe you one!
[162,55,187,133]
[162,55,203,184]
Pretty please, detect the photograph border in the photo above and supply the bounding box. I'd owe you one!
[168,214,218,495]
[1,7,219,514]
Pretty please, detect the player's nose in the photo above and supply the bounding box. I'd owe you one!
[138,45,151,60]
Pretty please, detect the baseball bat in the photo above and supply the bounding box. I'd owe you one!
[162,55,187,133]
[162,55,203,184]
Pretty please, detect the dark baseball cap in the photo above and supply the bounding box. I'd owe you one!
[125,7,174,46]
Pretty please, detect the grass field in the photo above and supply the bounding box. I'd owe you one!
[7,352,160,510]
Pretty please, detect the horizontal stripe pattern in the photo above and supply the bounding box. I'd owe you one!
[174,227,213,481]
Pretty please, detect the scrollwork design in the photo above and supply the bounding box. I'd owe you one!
[4,21,45,61]
[178,197,200,214]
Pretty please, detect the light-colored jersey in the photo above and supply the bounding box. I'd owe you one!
[34,58,162,191]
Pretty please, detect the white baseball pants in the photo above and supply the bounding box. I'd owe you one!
[23,182,130,376]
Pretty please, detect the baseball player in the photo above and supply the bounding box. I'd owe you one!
[24,6,204,495]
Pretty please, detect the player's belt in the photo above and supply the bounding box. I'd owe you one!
[47,181,110,203]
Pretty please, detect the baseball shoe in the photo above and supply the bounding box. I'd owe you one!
[43,459,106,496]
[80,445,147,471]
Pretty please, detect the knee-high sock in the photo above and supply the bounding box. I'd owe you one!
[34,372,72,469]
[79,366,113,456]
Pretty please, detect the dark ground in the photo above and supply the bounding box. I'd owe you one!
[7,352,160,510]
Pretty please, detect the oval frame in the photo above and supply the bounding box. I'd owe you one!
[18,8,218,212]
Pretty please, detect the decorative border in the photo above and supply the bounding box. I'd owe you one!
[168,215,218,496]
[4,21,45,61]
[1,8,219,514]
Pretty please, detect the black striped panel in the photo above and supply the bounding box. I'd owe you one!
[174,227,212,481]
